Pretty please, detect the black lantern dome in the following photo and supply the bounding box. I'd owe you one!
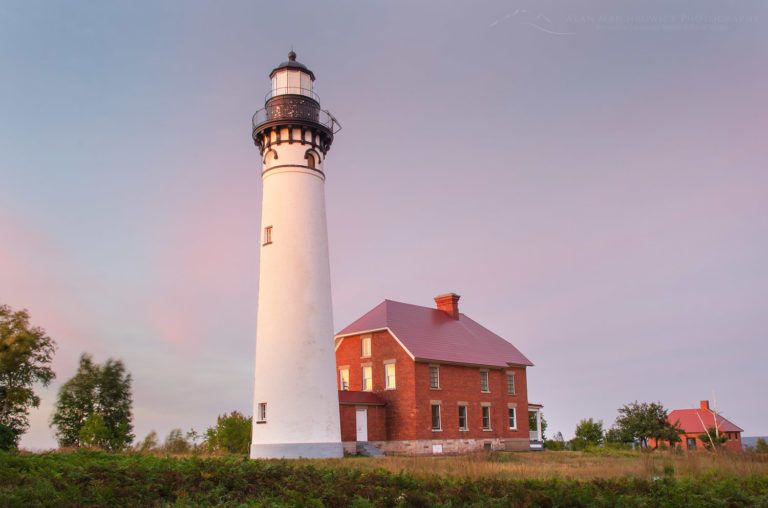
[252,52,340,158]
[270,51,316,81]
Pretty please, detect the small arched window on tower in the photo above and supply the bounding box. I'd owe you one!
[306,153,316,169]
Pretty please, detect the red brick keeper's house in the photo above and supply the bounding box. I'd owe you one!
[335,293,543,455]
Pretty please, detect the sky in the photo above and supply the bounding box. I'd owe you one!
[1,0,766,449]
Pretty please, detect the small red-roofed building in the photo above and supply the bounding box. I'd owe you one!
[334,293,541,455]
[653,400,744,452]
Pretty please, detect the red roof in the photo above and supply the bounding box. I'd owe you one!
[338,390,387,405]
[336,299,533,368]
[669,409,743,434]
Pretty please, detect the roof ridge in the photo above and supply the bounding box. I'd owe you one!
[337,297,533,368]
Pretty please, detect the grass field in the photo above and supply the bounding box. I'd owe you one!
[307,448,768,481]
[1,449,767,506]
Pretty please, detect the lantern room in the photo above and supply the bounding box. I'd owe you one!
[268,50,317,102]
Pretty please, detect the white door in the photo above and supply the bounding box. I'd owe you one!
[355,407,368,441]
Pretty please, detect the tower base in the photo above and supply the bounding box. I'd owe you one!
[250,442,343,459]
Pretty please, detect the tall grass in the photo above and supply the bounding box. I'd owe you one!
[307,449,768,481]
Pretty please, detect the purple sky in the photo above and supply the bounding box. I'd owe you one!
[2,1,766,449]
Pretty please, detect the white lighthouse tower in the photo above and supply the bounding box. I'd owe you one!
[250,52,343,459]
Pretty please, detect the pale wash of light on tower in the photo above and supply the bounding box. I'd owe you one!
[250,52,343,458]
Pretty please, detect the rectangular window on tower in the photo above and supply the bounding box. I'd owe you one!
[507,372,516,395]
[257,403,267,423]
[361,336,371,358]
[263,226,273,246]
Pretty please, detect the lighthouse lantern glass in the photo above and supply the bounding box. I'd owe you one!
[270,68,314,100]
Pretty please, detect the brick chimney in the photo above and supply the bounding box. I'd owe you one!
[700,400,710,410]
[434,293,461,319]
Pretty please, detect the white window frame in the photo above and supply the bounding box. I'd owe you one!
[361,335,371,358]
[429,365,440,389]
[362,365,372,391]
[506,372,515,395]
[480,370,489,392]
[431,404,442,431]
[384,361,396,390]
[257,402,267,423]
[458,404,468,430]
[482,405,492,431]
[339,368,349,391]
[508,407,517,430]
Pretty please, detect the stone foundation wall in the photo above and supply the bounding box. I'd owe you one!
[344,438,530,456]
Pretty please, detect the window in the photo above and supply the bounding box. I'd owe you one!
[257,403,267,423]
[361,336,371,357]
[480,371,489,392]
[339,368,349,390]
[362,366,372,391]
[431,404,441,431]
[306,153,316,169]
[385,363,396,389]
[507,373,515,395]
[263,226,273,245]
[429,365,440,389]
[686,437,697,450]
[458,405,468,430]
[508,408,517,429]
[482,406,491,430]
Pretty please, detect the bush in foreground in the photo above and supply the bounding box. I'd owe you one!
[1,450,767,506]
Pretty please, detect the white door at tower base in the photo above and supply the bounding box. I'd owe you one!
[355,407,368,441]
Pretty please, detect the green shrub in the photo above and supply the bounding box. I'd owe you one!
[544,440,565,451]
[0,425,17,451]
[1,451,767,505]
[204,411,251,454]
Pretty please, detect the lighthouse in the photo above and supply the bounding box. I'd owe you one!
[250,52,343,458]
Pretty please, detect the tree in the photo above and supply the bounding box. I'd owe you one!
[698,427,727,451]
[186,428,201,453]
[163,428,190,454]
[545,431,566,451]
[0,304,56,449]
[574,418,604,447]
[614,401,681,448]
[605,425,633,445]
[205,411,251,454]
[78,413,109,449]
[51,353,134,451]
[528,411,548,440]
[756,438,768,454]
[0,424,16,451]
[137,430,159,453]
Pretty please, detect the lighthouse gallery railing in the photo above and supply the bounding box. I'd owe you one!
[252,106,341,134]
